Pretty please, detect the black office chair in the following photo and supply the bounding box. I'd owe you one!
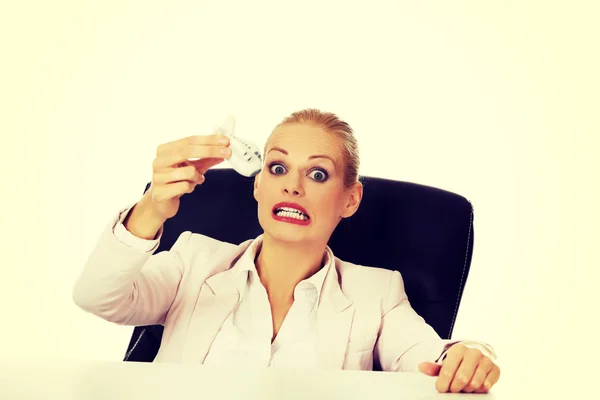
[123,168,475,370]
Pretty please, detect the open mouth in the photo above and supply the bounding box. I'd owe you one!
[273,206,310,221]
[271,202,311,223]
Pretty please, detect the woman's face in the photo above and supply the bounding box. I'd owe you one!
[253,122,362,245]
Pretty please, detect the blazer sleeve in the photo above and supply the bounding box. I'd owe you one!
[374,270,457,372]
[72,205,190,326]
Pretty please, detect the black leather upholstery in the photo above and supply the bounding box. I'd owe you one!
[123,168,474,367]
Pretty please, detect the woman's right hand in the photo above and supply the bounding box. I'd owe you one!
[124,134,231,239]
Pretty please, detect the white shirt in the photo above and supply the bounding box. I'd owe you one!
[114,217,331,367]
[113,211,497,366]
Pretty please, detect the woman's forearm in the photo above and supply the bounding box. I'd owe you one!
[124,195,166,240]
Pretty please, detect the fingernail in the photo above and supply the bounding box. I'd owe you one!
[221,148,230,155]
[219,137,229,144]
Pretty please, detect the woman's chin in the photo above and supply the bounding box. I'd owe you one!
[262,222,314,242]
[266,229,309,242]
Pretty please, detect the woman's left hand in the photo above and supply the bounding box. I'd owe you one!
[418,344,501,393]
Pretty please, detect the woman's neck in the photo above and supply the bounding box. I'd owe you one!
[254,233,326,304]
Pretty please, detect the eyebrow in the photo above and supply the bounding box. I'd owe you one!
[268,147,336,164]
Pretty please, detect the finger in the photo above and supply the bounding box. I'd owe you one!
[152,181,196,202]
[418,362,441,376]
[462,356,494,393]
[435,352,465,393]
[154,145,231,169]
[475,365,501,393]
[156,134,230,156]
[154,165,201,185]
[448,348,482,393]
[188,157,227,175]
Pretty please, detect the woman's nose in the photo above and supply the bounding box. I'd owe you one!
[282,176,304,196]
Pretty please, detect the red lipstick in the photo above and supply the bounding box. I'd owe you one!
[272,202,311,226]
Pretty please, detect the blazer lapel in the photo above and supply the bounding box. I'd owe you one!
[182,267,241,364]
[316,260,355,369]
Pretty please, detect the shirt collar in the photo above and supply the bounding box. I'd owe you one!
[231,234,333,306]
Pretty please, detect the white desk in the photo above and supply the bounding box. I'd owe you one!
[0,359,499,399]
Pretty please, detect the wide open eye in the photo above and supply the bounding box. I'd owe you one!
[309,169,328,182]
[269,163,287,175]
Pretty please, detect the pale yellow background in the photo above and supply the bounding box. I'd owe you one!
[1,0,598,397]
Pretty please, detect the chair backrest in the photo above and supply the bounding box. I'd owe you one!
[124,168,475,365]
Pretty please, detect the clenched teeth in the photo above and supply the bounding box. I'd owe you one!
[274,207,309,220]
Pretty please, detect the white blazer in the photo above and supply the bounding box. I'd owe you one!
[73,208,477,371]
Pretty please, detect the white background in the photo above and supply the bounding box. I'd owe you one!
[1,0,598,397]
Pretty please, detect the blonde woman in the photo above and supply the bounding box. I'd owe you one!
[73,109,501,394]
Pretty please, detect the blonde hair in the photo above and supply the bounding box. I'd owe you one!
[265,108,360,188]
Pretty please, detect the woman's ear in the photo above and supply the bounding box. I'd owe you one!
[253,173,261,202]
[341,181,363,218]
